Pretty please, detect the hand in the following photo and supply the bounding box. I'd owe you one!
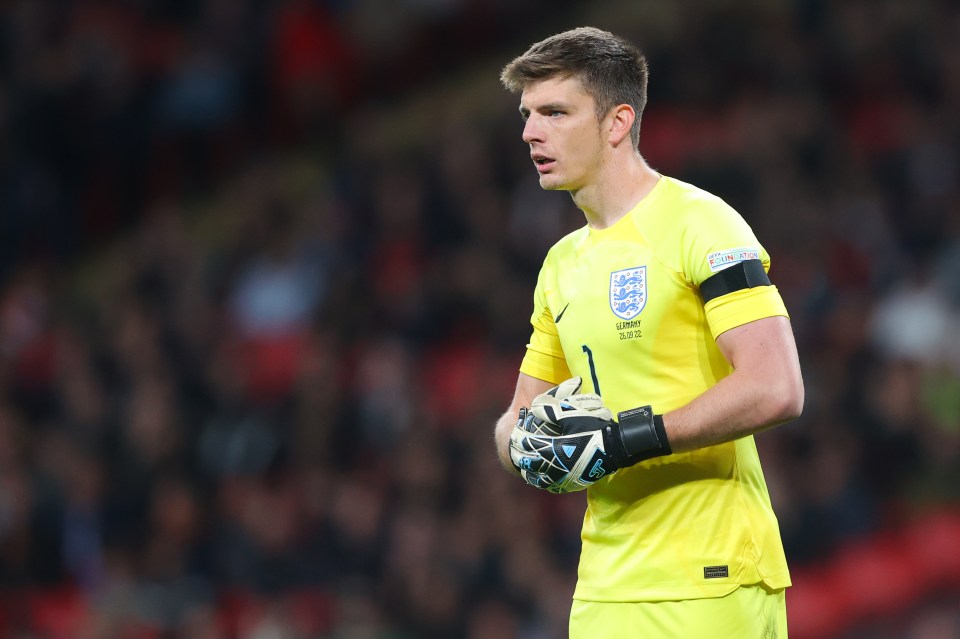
[509,377,672,493]
[509,402,613,494]
[508,377,614,493]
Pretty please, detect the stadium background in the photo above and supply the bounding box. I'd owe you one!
[1,0,959,637]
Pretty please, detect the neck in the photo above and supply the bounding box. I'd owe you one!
[572,154,660,230]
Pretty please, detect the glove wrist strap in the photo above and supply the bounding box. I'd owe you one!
[616,406,672,467]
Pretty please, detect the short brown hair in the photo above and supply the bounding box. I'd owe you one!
[500,27,649,148]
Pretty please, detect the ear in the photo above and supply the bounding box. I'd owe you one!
[607,104,635,146]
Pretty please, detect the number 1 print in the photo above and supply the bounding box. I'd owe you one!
[581,344,601,396]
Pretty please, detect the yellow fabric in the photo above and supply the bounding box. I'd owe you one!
[569,585,788,638]
[519,176,791,602]
[705,286,788,339]
[523,303,573,382]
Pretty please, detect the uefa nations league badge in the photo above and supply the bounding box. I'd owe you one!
[609,266,646,320]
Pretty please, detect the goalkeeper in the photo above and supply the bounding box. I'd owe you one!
[494,27,804,638]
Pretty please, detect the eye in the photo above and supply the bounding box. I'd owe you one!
[550,110,565,118]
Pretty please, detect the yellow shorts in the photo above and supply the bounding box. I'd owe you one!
[569,585,787,639]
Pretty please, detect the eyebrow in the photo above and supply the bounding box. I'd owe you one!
[518,102,569,117]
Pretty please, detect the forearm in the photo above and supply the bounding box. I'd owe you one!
[655,315,803,454]
[495,409,521,473]
[663,366,803,454]
[495,372,556,474]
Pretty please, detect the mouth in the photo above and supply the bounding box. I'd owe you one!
[532,153,556,173]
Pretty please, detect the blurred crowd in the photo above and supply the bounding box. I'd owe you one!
[1,1,960,638]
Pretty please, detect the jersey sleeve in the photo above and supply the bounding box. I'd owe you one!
[519,261,571,384]
[680,199,789,338]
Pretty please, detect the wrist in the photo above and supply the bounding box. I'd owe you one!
[615,406,672,467]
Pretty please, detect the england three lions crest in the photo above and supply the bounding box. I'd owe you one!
[610,266,647,320]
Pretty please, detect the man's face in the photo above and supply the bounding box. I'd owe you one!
[519,76,605,192]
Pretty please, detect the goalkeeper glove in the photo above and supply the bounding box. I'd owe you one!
[509,377,671,493]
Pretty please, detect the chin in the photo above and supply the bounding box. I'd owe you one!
[538,174,568,191]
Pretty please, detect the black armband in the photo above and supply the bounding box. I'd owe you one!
[699,259,770,303]
[614,405,671,467]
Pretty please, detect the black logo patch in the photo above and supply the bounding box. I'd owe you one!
[703,565,729,579]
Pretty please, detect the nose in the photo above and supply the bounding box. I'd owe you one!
[522,115,542,144]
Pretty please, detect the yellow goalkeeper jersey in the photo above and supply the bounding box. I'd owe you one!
[519,176,792,602]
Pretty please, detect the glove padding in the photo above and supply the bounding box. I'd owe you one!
[509,377,616,493]
[509,377,672,494]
